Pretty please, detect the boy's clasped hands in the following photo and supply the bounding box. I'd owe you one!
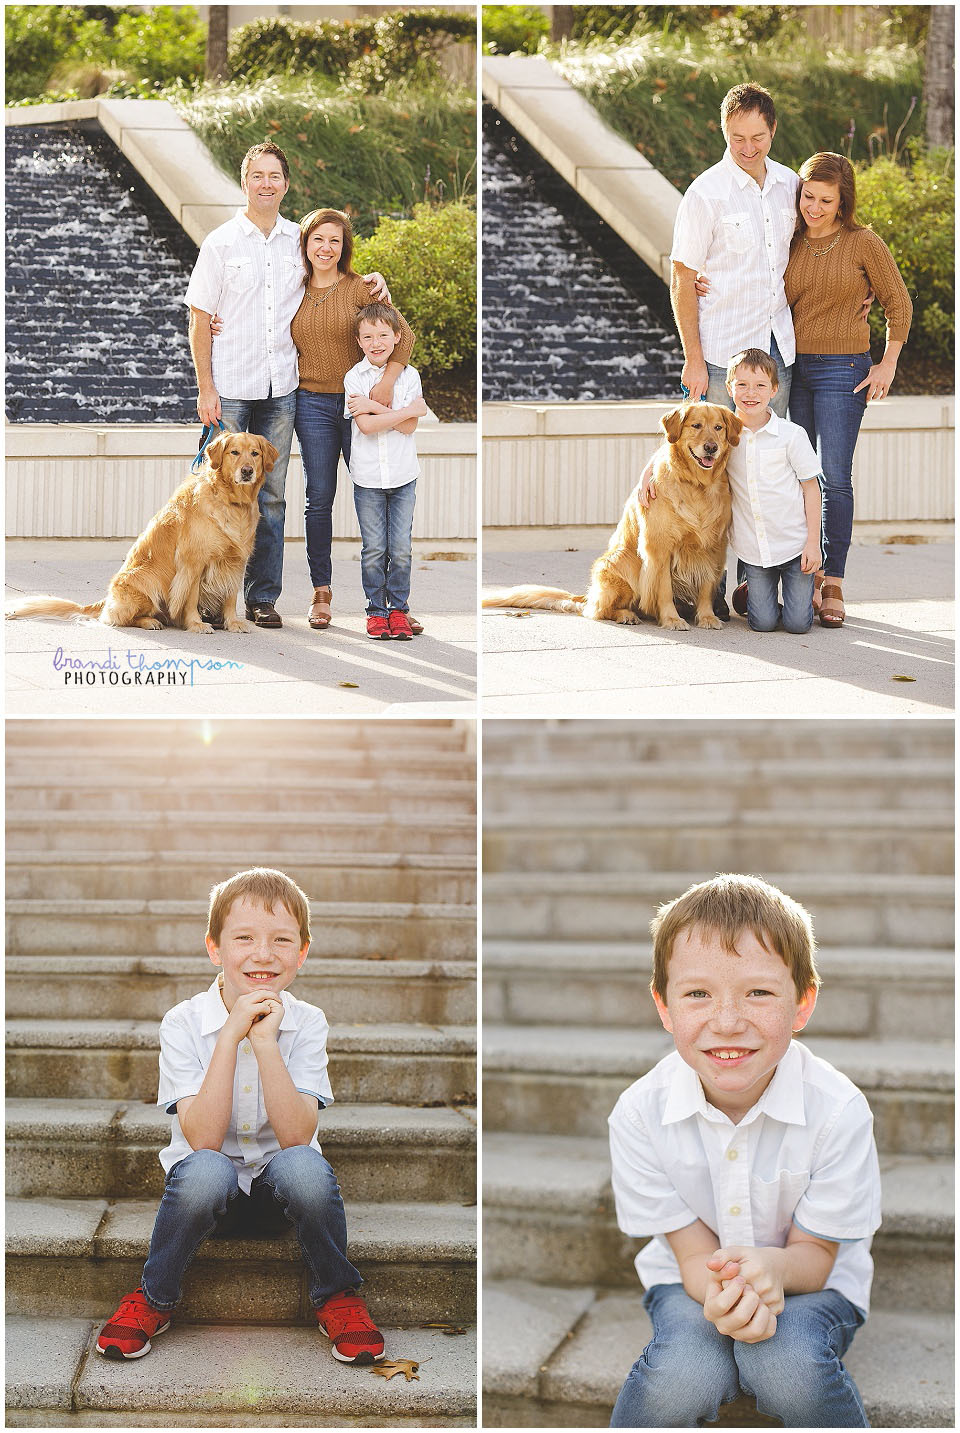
[223,988,284,1045]
[703,1246,785,1343]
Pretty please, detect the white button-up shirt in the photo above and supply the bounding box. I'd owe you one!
[344,358,423,489]
[184,210,305,401]
[726,410,821,568]
[671,151,800,367]
[157,977,334,1193]
[609,1040,881,1315]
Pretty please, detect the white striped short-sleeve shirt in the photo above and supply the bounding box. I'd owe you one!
[726,410,822,567]
[184,210,306,401]
[671,151,800,367]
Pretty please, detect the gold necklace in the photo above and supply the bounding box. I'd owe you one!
[802,228,844,258]
[307,275,343,305]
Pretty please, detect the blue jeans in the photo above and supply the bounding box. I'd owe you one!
[140,1146,362,1313]
[686,333,792,418]
[742,555,814,633]
[353,481,417,616]
[219,392,297,608]
[295,390,352,589]
[789,352,871,579]
[610,1283,868,1427]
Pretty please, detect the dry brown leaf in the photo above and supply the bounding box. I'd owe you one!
[302,110,313,121]
[296,131,308,142]
[339,681,359,688]
[267,119,282,132]
[315,157,327,170]
[371,1359,420,1382]
[891,675,917,682]
[348,123,366,133]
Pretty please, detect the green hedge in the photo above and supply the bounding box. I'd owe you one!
[177,78,476,236]
[354,202,476,377]
[482,6,549,55]
[228,10,475,90]
[857,148,954,362]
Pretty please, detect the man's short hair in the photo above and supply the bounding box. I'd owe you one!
[207,867,311,948]
[725,348,780,388]
[356,301,402,336]
[650,873,819,1001]
[240,141,290,188]
[721,83,777,134]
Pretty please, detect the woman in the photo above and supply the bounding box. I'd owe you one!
[784,152,912,627]
[291,208,415,630]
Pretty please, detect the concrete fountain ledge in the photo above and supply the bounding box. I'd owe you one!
[482,54,680,282]
[5,99,242,245]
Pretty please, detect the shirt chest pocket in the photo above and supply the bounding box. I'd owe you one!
[751,1169,811,1240]
[280,253,306,292]
[225,257,256,293]
[720,211,752,255]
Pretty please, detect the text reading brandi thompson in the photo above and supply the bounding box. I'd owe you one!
[53,648,245,688]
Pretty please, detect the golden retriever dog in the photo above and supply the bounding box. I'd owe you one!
[482,403,742,630]
[6,432,277,634]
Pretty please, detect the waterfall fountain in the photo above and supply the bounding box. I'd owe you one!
[482,105,683,403]
[6,123,200,423]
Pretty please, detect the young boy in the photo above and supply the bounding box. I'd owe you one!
[609,873,880,1428]
[344,302,427,641]
[96,867,384,1365]
[724,348,823,633]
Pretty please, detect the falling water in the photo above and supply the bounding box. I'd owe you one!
[482,106,683,402]
[5,124,200,423]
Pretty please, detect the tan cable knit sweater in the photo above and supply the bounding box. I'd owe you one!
[291,271,415,393]
[784,226,912,354]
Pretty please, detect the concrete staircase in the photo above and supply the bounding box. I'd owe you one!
[5,718,477,1427]
[481,719,954,1428]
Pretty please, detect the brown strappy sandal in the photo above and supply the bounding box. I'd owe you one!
[309,586,333,630]
[819,582,845,628]
[812,571,825,613]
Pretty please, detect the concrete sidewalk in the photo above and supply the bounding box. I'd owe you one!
[481,535,953,716]
[6,539,477,716]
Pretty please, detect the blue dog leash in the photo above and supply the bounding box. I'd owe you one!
[191,419,226,473]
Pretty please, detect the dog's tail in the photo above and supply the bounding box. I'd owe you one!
[482,585,586,615]
[5,595,105,622]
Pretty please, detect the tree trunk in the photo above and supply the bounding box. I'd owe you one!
[924,6,954,148]
[205,5,230,85]
[550,7,575,43]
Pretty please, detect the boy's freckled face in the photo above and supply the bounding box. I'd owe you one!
[653,926,816,1122]
[727,364,777,420]
[358,320,399,368]
[206,896,308,1011]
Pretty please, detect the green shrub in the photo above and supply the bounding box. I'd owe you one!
[856,147,954,361]
[481,6,549,55]
[228,10,474,89]
[177,78,476,236]
[354,201,476,377]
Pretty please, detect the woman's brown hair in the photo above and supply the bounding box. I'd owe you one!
[795,152,863,236]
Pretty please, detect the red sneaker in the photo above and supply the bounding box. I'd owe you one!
[315,1290,385,1364]
[388,610,413,640]
[96,1288,171,1360]
[366,615,391,640]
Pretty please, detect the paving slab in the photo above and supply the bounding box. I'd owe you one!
[6,539,477,716]
[482,1280,595,1397]
[481,540,953,716]
[6,1317,95,1413]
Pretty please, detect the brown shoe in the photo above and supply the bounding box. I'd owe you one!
[819,582,845,628]
[407,614,424,635]
[245,602,282,628]
[309,587,333,630]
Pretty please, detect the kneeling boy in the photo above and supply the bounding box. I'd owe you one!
[609,873,879,1428]
[97,867,383,1365]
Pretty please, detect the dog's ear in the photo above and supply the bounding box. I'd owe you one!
[259,439,279,473]
[723,409,744,446]
[205,433,230,469]
[660,407,686,445]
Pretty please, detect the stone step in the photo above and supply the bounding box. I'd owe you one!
[482,942,953,1040]
[482,1280,953,1427]
[481,718,953,764]
[6,1100,477,1204]
[483,811,953,876]
[482,1028,953,1155]
[5,852,477,905]
[482,873,954,947]
[6,809,476,855]
[6,956,476,1025]
[482,759,952,814]
[6,1317,476,1426]
[8,748,471,785]
[6,716,464,753]
[5,899,476,960]
[6,1197,476,1325]
[6,775,476,816]
[481,1133,954,1311]
[5,1020,476,1105]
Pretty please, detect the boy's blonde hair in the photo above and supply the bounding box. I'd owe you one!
[726,348,779,389]
[207,867,311,948]
[650,873,819,1000]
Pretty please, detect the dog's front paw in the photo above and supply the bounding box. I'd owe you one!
[659,613,690,631]
[140,617,164,630]
[696,613,724,630]
[615,611,642,625]
[224,619,252,633]
[186,620,215,634]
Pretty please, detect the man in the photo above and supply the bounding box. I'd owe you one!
[670,83,798,420]
[185,142,386,628]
